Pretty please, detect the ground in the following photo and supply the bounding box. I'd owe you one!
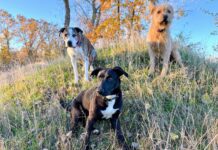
[0,37,217,150]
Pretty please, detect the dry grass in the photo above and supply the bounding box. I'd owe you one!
[0,61,48,88]
[0,37,217,150]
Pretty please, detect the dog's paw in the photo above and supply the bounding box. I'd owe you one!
[92,129,100,135]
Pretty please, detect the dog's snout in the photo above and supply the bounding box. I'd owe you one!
[67,41,72,47]
[163,15,168,20]
[97,88,104,95]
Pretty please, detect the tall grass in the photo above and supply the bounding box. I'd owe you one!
[0,36,217,150]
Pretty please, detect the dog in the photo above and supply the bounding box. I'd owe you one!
[59,27,97,84]
[146,3,184,77]
[58,66,129,150]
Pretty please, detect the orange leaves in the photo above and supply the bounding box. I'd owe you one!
[80,0,148,42]
[0,9,15,27]
[0,9,61,65]
[100,0,113,11]
[87,17,120,42]
[17,16,38,34]
[96,17,120,38]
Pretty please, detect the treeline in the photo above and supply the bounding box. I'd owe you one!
[0,0,152,68]
[0,9,63,69]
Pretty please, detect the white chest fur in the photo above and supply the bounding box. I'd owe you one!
[101,98,119,119]
[67,47,84,59]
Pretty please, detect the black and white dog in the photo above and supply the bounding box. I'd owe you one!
[59,66,129,150]
[59,27,97,84]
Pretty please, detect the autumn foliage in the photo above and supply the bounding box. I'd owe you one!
[0,0,184,67]
[0,9,62,68]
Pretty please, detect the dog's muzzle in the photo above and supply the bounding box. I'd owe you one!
[97,88,105,95]
[161,15,169,25]
[67,41,73,47]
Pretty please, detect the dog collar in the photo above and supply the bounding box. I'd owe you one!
[105,95,117,100]
[103,94,118,101]
[76,41,82,47]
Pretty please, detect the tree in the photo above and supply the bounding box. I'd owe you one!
[37,20,62,60]
[73,0,113,41]
[122,0,147,37]
[63,0,70,27]
[0,45,12,65]
[0,9,15,64]
[16,15,40,61]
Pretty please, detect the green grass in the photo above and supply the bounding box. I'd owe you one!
[0,38,217,150]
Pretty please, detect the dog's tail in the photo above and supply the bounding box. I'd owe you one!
[58,88,72,112]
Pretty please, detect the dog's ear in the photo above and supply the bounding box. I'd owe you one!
[149,2,156,14]
[113,66,128,78]
[91,68,104,77]
[74,27,83,34]
[168,5,174,15]
[59,27,65,36]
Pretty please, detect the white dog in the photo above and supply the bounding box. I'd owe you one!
[59,27,97,84]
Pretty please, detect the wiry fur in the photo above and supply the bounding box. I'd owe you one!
[147,3,184,77]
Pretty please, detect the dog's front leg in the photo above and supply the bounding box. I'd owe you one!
[160,48,171,77]
[84,57,89,82]
[171,49,184,68]
[110,118,129,150]
[71,56,79,84]
[83,117,96,150]
[148,45,156,75]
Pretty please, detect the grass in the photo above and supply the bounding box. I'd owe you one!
[0,37,217,150]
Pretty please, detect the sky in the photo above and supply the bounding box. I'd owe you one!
[0,0,217,57]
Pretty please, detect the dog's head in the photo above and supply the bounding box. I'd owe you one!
[59,27,83,48]
[91,66,128,96]
[149,3,174,31]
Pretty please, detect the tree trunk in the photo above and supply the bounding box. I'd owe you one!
[63,0,70,27]
[117,0,121,39]
[91,0,97,26]
[63,0,70,56]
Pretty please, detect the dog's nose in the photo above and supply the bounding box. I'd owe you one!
[67,41,72,47]
[163,15,168,20]
[97,88,104,95]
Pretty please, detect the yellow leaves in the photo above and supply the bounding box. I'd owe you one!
[0,46,11,64]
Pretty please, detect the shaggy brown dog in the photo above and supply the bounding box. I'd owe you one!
[147,3,184,77]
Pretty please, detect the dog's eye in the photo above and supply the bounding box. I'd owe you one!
[157,10,161,14]
[167,10,171,13]
[98,74,105,78]
[72,34,76,37]
[64,34,68,37]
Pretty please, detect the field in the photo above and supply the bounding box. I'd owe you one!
[0,37,217,150]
